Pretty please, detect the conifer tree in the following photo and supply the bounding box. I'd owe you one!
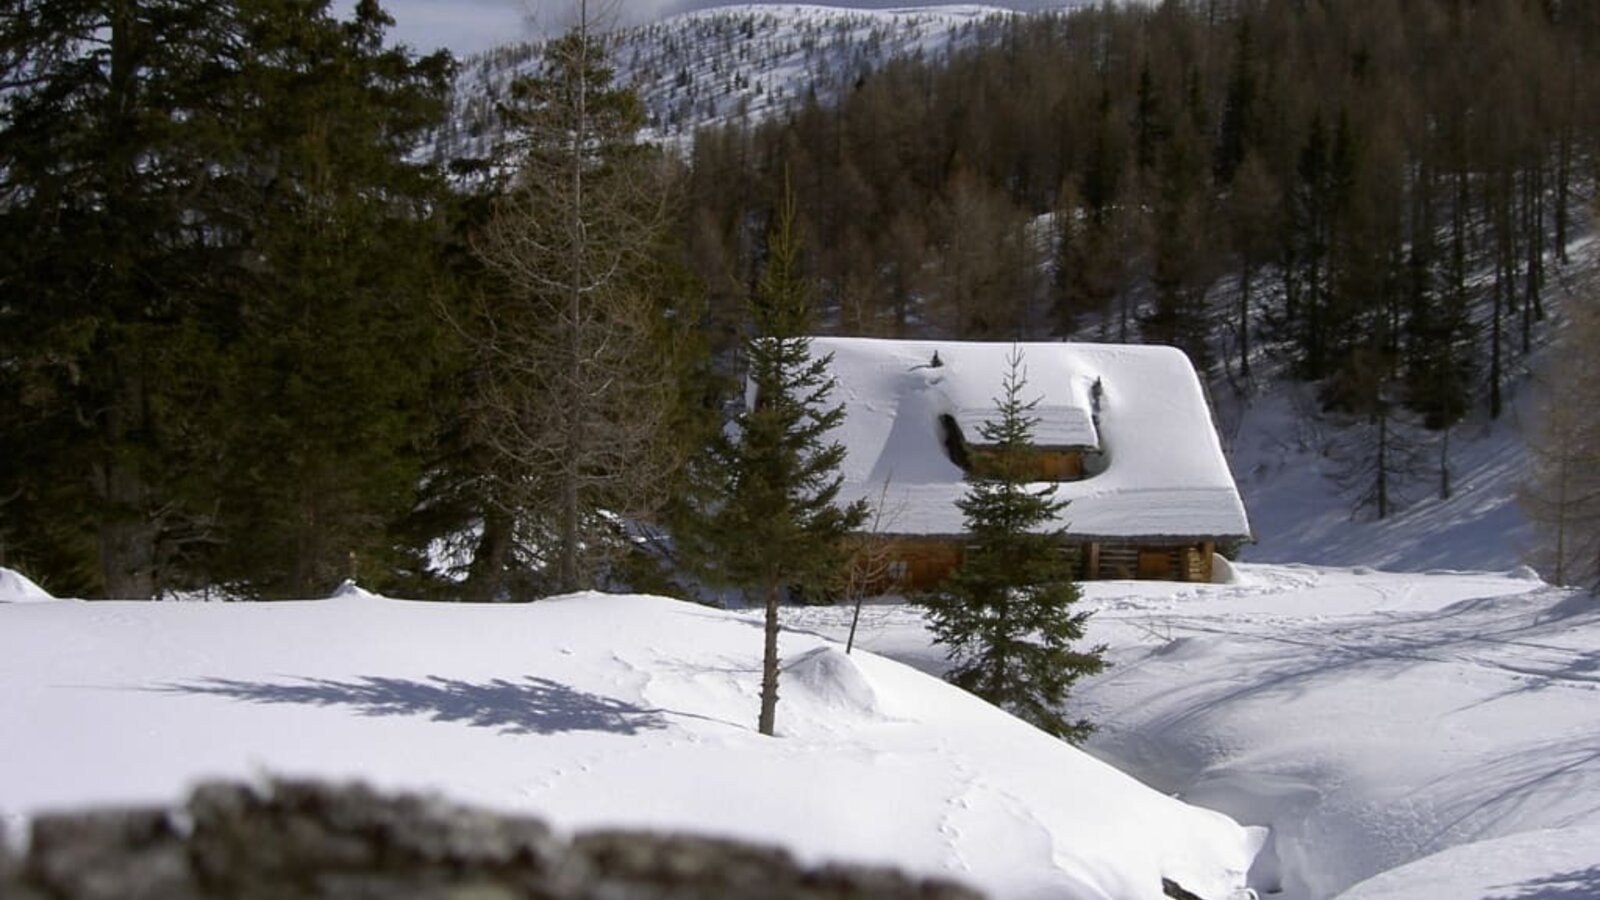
[467,3,695,595]
[0,0,453,597]
[206,0,456,598]
[917,348,1105,742]
[682,185,868,736]
[0,0,249,596]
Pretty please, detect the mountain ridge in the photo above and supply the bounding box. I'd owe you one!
[433,3,1043,161]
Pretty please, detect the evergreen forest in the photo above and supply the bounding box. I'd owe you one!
[5,0,1600,599]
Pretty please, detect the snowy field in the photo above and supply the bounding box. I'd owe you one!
[4,562,1596,899]
[0,574,1251,900]
[792,565,1600,899]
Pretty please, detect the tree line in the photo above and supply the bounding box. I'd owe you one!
[5,0,1600,600]
[2,0,460,598]
[689,0,1597,357]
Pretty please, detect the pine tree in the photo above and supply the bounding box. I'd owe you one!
[1144,116,1216,372]
[682,185,869,736]
[205,0,456,598]
[1226,150,1279,384]
[1214,16,1259,186]
[0,0,248,596]
[0,0,454,597]
[917,348,1105,742]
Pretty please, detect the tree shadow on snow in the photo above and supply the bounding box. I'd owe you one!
[1419,737,1600,848]
[154,675,669,736]
[1139,597,1600,737]
[1484,865,1600,899]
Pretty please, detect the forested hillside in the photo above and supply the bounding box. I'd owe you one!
[679,0,1600,549]
[687,2,1595,380]
[434,4,1019,160]
[4,0,1598,600]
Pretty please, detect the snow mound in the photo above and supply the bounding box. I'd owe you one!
[781,646,883,719]
[1508,564,1544,581]
[327,579,382,601]
[0,568,54,603]
[1149,636,1209,661]
[1211,553,1243,585]
[0,590,1255,900]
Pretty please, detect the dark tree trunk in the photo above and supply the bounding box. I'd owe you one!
[1238,264,1253,379]
[94,5,157,600]
[758,579,781,736]
[470,510,515,601]
[97,370,156,599]
[1375,408,1389,520]
[558,7,590,595]
[1439,425,1453,501]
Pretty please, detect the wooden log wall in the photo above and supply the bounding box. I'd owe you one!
[853,537,1215,594]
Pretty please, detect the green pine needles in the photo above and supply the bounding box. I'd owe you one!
[682,184,868,735]
[918,347,1106,743]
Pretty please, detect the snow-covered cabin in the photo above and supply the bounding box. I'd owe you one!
[817,338,1251,587]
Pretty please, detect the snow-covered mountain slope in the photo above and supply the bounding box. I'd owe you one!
[434,3,1034,160]
[0,583,1255,900]
[1223,241,1600,575]
[1225,381,1536,572]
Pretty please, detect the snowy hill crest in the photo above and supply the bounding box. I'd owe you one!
[433,4,1030,160]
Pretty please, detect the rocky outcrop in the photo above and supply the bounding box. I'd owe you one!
[3,779,984,900]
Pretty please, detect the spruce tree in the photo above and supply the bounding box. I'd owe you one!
[0,0,455,597]
[918,348,1105,743]
[682,186,868,736]
[209,0,455,597]
[0,0,250,596]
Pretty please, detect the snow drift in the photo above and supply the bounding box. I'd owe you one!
[0,567,54,603]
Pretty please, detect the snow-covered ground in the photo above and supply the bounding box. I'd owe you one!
[1229,381,1537,573]
[6,563,1595,898]
[788,565,1600,900]
[0,576,1253,900]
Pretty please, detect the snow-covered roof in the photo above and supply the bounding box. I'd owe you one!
[815,337,1251,540]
